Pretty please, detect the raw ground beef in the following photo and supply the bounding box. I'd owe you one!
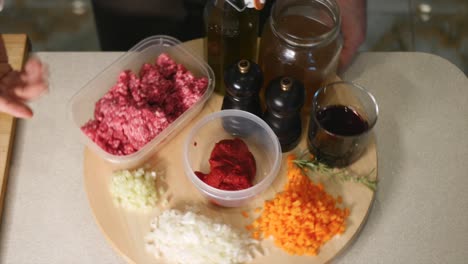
[81,53,209,156]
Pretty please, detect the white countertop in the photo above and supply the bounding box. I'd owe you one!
[0,51,467,264]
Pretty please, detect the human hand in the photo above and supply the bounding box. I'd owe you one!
[0,57,48,118]
[336,0,367,71]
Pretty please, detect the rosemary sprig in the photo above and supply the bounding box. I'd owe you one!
[292,156,378,192]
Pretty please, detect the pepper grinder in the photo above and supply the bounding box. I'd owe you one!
[221,59,263,117]
[221,59,263,136]
[263,77,305,152]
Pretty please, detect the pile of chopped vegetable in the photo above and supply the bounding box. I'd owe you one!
[146,208,258,264]
[247,154,349,256]
[110,167,164,210]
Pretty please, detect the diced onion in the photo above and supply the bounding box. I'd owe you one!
[110,168,162,210]
[146,208,259,264]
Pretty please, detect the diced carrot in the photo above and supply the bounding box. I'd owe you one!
[337,196,343,204]
[241,211,249,218]
[252,231,260,240]
[247,154,350,256]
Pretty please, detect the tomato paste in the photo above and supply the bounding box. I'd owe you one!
[195,138,256,191]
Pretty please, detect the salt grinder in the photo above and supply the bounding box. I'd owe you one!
[263,77,305,152]
[221,59,263,117]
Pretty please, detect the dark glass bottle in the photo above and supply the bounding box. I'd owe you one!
[263,77,305,152]
[204,0,259,94]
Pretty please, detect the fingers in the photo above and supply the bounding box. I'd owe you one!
[12,82,48,100]
[338,35,362,71]
[0,93,33,118]
[338,45,354,72]
[338,17,366,71]
[22,57,47,85]
[253,0,265,10]
[0,63,12,79]
[0,57,47,118]
[336,0,367,72]
[14,58,49,100]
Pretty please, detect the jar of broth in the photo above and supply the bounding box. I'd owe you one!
[204,0,265,94]
[258,0,342,106]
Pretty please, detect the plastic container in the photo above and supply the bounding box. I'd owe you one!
[69,35,215,166]
[183,109,282,207]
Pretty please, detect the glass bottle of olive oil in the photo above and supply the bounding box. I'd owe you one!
[204,0,260,94]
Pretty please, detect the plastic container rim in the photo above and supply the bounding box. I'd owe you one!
[183,109,282,201]
[68,35,215,164]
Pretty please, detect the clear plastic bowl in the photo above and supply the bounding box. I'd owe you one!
[69,35,214,167]
[183,110,282,207]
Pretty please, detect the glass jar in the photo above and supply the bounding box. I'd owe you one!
[204,0,260,94]
[258,0,342,105]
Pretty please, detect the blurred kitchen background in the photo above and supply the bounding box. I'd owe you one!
[0,0,467,74]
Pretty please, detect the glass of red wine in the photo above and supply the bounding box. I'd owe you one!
[307,81,378,167]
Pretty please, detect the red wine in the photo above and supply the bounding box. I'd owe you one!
[316,105,368,136]
[308,105,370,167]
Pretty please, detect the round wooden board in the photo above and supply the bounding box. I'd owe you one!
[84,90,377,263]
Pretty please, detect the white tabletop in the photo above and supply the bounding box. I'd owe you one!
[0,51,467,264]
